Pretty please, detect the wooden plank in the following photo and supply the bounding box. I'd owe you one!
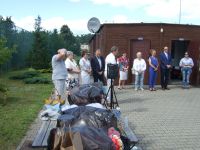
[32,121,50,147]
[123,117,138,143]
[42,120,57,147]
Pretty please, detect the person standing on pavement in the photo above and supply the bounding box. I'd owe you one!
[65,51,80,90]
[52,48,68,100]
[79,50,92,84]
[91,49,105,84]
[117,52,129,89]
[133,52,146,91]
[104,46,119,101]
[179,52,194,88]
[148,49,159,91]
[160,46,172,90]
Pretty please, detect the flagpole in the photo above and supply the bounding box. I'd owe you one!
[179,0,182,24]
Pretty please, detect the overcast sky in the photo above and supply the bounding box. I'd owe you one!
[1,0,200,35]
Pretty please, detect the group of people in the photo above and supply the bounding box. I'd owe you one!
[51,48,105,100]
[51,46,194,100]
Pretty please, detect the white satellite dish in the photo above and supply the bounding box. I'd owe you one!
[87,17,101,33]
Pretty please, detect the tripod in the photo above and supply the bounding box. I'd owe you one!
[105,79,119,109]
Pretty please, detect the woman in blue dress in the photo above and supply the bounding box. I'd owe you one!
[149,49,159,91]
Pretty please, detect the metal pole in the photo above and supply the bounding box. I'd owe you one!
[179,0,182,24]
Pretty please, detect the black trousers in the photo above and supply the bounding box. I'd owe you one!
[160,68,170,88]
[93,74,105,84]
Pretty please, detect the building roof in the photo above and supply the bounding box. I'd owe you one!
[89,23,200,42]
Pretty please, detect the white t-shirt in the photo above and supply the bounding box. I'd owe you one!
[133,58,146,75]
[65,58,79,79]
[179,57,194,68]
[105,53,116,72]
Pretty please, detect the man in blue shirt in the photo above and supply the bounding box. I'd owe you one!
[160,46,172,90]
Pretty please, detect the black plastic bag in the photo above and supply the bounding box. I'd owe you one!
[59,106,117,129]
[68,83,104,106]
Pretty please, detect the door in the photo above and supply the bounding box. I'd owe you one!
[129,39,151,84]
[187,41,200,85]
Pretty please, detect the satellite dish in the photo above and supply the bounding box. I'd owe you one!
[87,17,101,33]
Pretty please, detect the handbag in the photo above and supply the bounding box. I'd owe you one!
[60,126,83,150]
[131,68,136,75]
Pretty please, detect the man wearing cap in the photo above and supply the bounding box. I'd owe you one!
[52,48,68,100]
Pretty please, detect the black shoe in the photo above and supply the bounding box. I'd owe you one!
[165,87,170,90]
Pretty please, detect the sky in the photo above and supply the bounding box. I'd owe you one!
[1,0,200,35]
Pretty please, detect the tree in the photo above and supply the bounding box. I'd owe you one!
[76,34,93,44]
[0,37,16,65]
[30,16,50,69]
[60,25,80,55]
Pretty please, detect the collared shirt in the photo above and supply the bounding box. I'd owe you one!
[164,52,168,59]
[96,56,102,69]
[179,57,194,68]
[133,58,146,75]
[105,53,116,71]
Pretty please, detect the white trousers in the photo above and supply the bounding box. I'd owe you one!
[53,79,66,100]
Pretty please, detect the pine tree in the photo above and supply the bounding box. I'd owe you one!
[31,16,50,69]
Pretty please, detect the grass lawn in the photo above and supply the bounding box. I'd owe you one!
[0,70,53,150]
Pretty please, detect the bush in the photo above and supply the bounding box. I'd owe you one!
[9,70,40,80]
[37,68,52,73]
[23,77,50,84]
[0,84,8,93]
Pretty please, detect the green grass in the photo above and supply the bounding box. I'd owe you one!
[0,69,53,150]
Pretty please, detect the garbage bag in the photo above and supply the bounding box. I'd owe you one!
[59,106,117,129]
[48,126,115,150]
[68,83,104,106]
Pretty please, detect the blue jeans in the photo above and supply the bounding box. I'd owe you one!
[135,72,144,89]
[181,67,192,86]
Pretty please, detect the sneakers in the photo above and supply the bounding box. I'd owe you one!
[134,88,144,91]
[140,88,144,91]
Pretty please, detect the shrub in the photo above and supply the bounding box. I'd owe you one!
[23,77,50,84]
[9,70,40,80]
[37,69,52,73]
[0,84,8,93]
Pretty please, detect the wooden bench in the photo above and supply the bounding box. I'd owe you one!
[32,120,57,148]
[32,116,138,149]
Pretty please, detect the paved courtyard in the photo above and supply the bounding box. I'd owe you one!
[18,85,200,150]
[117,85,200,150]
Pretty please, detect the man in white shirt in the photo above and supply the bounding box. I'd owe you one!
[104,46,119,101]
[133,52,146,91]
[179,52,194,88]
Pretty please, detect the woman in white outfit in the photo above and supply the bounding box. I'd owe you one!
[133,52,146,91]
[65,51,80,90]
[79,50,92,84]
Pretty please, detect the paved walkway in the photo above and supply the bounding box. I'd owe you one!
[17,85,200,150]
[117,85,200,150]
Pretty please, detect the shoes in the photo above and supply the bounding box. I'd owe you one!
[149,88,153,91]
[165,87,170,90]
[152,88,156,91]
[140,88,144,91]
[135,88,138,91]
[118,87,122,90]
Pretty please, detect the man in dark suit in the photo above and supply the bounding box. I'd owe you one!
[160,46,172,90]
[91,49,105,84]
